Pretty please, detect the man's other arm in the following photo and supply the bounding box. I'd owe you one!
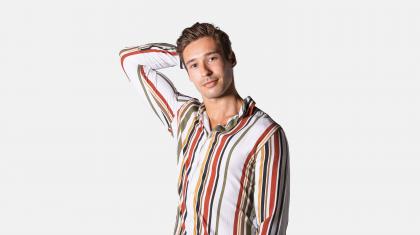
[119,43,194,136]
[253,127,290,235]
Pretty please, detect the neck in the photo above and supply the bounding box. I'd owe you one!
[202,89,243,128]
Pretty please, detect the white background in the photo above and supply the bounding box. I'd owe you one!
[1,0,419,234]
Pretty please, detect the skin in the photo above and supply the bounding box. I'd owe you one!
[182,36,244,130]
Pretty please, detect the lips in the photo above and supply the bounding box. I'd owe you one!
[203,79,218,88]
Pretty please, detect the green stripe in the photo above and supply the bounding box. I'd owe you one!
[177,102,199,137]
[177,115,199,163]
[214,115,263,234]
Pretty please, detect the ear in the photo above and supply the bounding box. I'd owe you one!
[229,51,237,67]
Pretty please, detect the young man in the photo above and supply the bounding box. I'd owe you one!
[119,22,290,235]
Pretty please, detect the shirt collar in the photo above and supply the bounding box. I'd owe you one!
[198,96,255,133]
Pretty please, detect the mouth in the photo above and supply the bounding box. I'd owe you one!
[203,79,218,88]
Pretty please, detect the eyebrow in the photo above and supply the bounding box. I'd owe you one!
[185,51,221,66]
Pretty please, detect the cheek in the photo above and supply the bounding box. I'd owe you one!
[188,69,200,79]
[189,76,202,88]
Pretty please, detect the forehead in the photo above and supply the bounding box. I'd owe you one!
[183,37,221,62]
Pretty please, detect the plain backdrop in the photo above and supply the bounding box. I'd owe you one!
[1,0,419,234]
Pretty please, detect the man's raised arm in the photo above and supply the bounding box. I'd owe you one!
[119,43,194,136]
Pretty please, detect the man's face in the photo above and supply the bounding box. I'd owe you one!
[183,36,235,100]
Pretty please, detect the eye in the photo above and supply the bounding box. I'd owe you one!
[190,63,198,69]
[209,56,218,62]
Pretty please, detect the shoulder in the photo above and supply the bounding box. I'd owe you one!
[178,97,201,114]
[249,105,287,150]
[250,105,281,131]
[175,97,201,123]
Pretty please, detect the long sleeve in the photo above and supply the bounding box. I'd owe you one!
[253,127,290,235]
[118,43,195,137]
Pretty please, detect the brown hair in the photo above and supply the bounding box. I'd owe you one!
[176,22,236,69]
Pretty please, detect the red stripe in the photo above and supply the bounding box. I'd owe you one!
[233,123,278,235]
[247,102,256,116]
[269,133,280,210]
[260,131,280,235]
[120,49,177,117]
[140,66,174,118]
[180,125,203,213]
[120,48,177,69]
[181,223,185,234]
[201,115,252,234]
[179,125,204,234]
[199,117,249,234]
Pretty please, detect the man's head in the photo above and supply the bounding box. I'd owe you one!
[176,22,238,100]
[176,22,236,68]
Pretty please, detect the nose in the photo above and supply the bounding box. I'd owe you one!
[200,63,212,77]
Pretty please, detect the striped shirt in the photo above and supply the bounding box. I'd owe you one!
[119,43,290,235]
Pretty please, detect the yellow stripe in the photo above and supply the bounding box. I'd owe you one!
[193,132,217,233]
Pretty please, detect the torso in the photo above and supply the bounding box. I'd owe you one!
[171,96,280,235]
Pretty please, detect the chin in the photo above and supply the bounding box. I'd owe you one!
[201,91,219,99]
[200,87,219,98]
[204,91,226,100]
[202,94,220,99]
[200,82,230,99]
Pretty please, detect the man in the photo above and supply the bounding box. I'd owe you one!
[119,22,290,235]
